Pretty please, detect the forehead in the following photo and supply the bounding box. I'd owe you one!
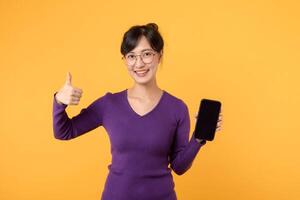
[130,36,153,53]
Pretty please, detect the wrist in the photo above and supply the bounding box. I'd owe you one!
[195,138,206,145]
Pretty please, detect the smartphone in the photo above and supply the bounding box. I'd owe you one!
[194,99,222,141]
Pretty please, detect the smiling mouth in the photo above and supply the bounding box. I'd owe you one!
[134,69,150,77]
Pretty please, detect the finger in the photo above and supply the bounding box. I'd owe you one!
[73,87,83,94]
[70,99,80,105]
[71,96,80,101]
[72,89,83,96]
[71,92,82,98]
[65,72,72,85]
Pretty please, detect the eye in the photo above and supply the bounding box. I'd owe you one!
[126,54,135,59]
[143,52,152,57]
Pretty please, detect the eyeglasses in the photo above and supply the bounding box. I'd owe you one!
[122,50,157,66]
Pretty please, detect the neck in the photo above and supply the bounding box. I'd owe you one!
[129,78,162,99]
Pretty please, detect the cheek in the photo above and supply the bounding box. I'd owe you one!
[149,59,160,69]
[150,62,159,72]
[126,66,135,75]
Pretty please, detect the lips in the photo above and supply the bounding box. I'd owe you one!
[134,69,150,77]
[134,69,150,73]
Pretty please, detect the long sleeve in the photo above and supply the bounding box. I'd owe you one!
[52,92,107,140]
[169,101,206,175]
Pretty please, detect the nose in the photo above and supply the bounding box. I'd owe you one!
[134,55,145,68]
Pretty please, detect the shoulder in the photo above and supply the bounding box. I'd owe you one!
[163,90,189,118]
[86,90,124,112]
[104,89,124,100]
[93,89,125,104]
[164,90,188,108]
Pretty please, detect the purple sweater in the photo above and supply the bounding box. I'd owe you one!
[52,89,206,200]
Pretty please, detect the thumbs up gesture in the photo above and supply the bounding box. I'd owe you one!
[55,72,83,105]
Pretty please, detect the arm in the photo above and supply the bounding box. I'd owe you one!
[52,92,108,140]
[169,101,206,175]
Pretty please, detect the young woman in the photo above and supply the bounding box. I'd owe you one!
[53,23,223,200]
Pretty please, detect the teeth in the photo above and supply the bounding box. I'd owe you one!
[135,69,149,74]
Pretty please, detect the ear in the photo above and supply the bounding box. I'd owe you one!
[158,50,163,61]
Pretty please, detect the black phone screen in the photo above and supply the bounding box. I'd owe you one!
[194,99,221,141]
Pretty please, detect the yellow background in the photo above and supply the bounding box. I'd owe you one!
[1,0,299,199]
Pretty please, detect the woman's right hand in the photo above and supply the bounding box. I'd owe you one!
[55,72,83,106]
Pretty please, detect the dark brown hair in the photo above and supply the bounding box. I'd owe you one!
[120,23,164,56]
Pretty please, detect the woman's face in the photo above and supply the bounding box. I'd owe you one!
[123,35,162,85]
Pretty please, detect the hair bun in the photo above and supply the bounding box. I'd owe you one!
[146,23,159,31]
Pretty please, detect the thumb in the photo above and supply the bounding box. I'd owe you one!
[65,72,72,85]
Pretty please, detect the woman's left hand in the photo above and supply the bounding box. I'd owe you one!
[216,109,223,132]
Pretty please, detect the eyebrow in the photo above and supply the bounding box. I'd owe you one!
[128,48,154,54]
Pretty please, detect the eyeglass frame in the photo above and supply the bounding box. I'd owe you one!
[121,49,160,66]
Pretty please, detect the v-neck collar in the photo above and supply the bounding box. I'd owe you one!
[124,88,166,118]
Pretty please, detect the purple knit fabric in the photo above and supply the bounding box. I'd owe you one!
[52,89,206,200]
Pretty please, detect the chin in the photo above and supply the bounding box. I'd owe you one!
[133,77,152,85]
[131,75,154,85]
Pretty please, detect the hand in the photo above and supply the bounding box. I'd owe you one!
[216,109,223,132]
[55,72,83,106]
[194,108,223,132]
[195,138,206,144]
